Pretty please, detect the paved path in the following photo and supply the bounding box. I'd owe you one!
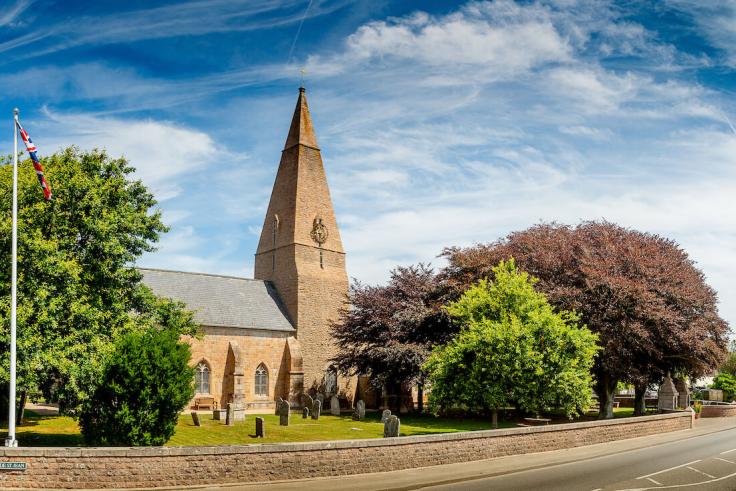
[203,417,736,491]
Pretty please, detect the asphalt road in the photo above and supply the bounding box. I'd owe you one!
[196,418,736,491]
[423,424,736,491]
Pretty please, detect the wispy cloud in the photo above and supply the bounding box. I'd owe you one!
[0,0,32,27]
[0,0,354,61]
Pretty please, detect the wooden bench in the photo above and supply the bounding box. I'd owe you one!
[523,417,551,426]
[194,396,218,410]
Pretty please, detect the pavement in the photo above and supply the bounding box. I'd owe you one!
[197,417,736,491]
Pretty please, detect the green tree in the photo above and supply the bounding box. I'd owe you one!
[79,327,195,446]
[0,147,196,416]
[424,260,599,420]
[712,373,736,401]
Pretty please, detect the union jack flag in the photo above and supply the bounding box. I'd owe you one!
[15,119,52,200]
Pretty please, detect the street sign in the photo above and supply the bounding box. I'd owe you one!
[0,462,27,470]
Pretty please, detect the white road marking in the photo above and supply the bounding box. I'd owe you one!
[637,460,702,480]
[717,457,736,464]
[686,466,716,479]
[615,469,736,490]
[720,448,736,455]
[645,477,662,485]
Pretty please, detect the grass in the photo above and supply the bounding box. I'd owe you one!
[1,407,639,447]
[168,412,514,446]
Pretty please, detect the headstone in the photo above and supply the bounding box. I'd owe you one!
[279,399,290,426]
[330,395,340,416]
[352,400,365,421]
[383,415,400,437]
[311,399,321,420]
[303,407,310,419]
[255,417,265,438]
[190,411,201,427]
[226,403,235,426]
[381,409,392,423]
[302,393,314,412]
[212,409,227,421]
[316,393,324,406]
[657,375,679,412]
[275,397,284,415]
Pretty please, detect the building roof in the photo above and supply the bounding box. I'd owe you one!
[138,268,294,332]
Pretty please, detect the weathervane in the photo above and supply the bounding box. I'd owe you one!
[300,67,307,88]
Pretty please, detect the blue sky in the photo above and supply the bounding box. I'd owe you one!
[1,0,735,325]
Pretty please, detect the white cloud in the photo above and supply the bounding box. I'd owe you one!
[39,110,216,200]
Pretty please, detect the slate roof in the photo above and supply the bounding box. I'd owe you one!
[138,268,294,332]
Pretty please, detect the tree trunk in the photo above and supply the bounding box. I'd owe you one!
[16,391,26,425]
[634,383,648,416]
[596,371,617,419]
[492,409,498,429]
[417,382,424,414]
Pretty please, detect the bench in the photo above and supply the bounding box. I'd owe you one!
[194,396,218,410]
[523,417,551,426]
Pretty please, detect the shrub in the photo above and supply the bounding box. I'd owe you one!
[79,328,195,446]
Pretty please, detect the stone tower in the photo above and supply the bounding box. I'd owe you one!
[254,87,348,394]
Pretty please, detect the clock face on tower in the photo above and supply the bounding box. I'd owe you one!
[310,217,328,245]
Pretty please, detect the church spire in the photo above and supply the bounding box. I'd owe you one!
[283,87,319,151]
[254,86,349,394]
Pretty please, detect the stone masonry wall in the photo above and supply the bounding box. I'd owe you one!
[0,412,691,489]
[186,327,292,409]
[701,405,736,418]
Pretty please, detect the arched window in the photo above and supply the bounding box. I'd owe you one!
[195,362,210,394]
[325,367,337,396]
[255,364,268,396]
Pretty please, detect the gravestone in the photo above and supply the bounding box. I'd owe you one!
[279,399,290,426]
[226,403,235,426]
[275,397,284,415]
[352,400,365,421]
[255,417,265,438]
[316,394,324,407]
[302,393,314,412]
[330,396,340,416]
[212,409,227,421]
[381,409,392,423]
[658,375,679,412]
[190,411,201,427]
[383,415,400,438]
[311,399,321,420]
[303,407,310,419]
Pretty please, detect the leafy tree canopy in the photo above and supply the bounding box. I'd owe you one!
[0,147,197,415]
[330,264,453,397]
[712,373,736,401]
[79,327,195,446]
[441,221,730,417]
[425,260,599,419]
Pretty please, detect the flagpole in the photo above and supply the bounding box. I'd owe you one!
[5,108,19,448]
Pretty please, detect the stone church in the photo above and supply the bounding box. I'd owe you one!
[139,87,352,412]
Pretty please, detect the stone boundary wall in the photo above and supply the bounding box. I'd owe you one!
[701,404,736,418]
[0,412,692,489]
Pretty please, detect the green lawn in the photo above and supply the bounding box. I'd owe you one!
[2,407,638,447]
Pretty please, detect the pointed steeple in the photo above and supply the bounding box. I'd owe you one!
[283,87,319,151]
[254,87,348,394]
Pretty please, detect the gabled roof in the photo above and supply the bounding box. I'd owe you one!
[138,268,294,332]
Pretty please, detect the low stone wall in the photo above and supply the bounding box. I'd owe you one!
[701,404,736,418]
[0,412,692,489]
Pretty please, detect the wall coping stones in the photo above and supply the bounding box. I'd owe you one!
[0,411,691,458]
